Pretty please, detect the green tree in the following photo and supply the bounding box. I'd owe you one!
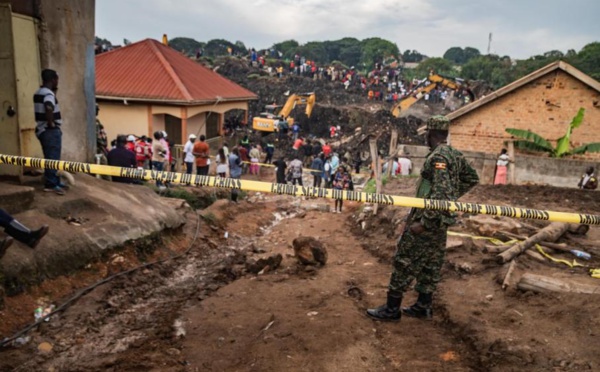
[234,40,248,55]
[169,37,205,56]
[506,108,600,157]
[413,57,455,78]
[461,55,512,88]
[272,39,299,58]
[402,49,425,63]
[295,41,328,62]
[361,38,399,69]
[443,47,465,64]
[463,47,481,63]
[572,42,600,80]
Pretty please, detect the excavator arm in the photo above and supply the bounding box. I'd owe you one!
[279,93,316,119]
[391,74,461,117]
[252,92,316,133]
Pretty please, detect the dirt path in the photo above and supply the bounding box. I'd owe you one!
[181,199,472,371]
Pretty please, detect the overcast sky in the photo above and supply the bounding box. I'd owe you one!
[96,0,599,59]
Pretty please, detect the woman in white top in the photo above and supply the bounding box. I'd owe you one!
[216,147,228,177]
[494,148,510,185]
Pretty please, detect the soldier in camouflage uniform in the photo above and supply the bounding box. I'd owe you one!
[367,115,479,322]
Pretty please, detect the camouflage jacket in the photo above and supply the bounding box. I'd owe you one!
[413,144,479,228]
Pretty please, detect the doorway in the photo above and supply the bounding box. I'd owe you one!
[165,114,183,145]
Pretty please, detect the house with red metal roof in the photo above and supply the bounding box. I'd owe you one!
[96,38,257,146]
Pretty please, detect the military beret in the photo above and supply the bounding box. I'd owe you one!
[426,115,450,131]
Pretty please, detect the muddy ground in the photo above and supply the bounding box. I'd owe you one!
[1,168,599,372]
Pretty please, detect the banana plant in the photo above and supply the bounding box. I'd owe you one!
[505,108,600,157]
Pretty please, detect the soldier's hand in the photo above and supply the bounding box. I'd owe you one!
[409,222,425,235]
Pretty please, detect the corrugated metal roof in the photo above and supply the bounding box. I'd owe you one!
[96,39,257,103]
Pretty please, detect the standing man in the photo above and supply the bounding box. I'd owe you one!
[34,69,65,195]
[265,140,275,164]
[183,134,197,174]
[367,116,479,322]
[95,104,108,158]
[577,166,598,190]
[273,157,287,184]
[107,135,137,184]
[289,156,304,186]
[398,150,413,176]
[193,135,210,175]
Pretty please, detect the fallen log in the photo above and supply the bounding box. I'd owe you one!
[483,244,511,254]
[524,250,546,262]
[502,260,517,290]
[496,222,569,264]
[517,273,600,295]
[568,224,589,235]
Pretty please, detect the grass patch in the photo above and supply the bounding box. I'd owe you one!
[363,175,390,194]
[201,212,217,225]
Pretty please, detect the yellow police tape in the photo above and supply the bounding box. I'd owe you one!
[447,231,585,268]
[1,154,599,226]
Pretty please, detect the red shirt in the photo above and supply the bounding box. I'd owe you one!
[135,141,150,162]
[239,147,249,161]
[193,141,210,167]
[322,145,332,157]
[293,138,303,150]
[126,142,135,153]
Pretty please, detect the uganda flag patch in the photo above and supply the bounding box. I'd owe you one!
[434,162,447,170]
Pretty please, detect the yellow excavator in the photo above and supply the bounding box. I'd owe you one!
[391,74,471,117]
[252,92,316,133]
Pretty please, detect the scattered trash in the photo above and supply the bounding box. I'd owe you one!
[34,307,43,322]
[13,336,30,346]
[306,311,319,317]
[224,231,229,239]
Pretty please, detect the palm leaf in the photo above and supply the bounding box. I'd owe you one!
[570,142,600,155]
[569,108,585,130]
[505,128,554,151]
[512,140,554,154]
[556,108,586,156]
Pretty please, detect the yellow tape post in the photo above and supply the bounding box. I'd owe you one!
[1,154,599,226]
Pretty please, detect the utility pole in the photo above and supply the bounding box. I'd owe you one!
[487,33,493,55]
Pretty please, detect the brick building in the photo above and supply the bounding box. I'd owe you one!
[447,61,600,160]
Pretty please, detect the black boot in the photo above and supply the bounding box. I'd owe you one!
[0,237,13,259]
[401,292,433,319]
[5,220,49,249]
[366,291,402,322]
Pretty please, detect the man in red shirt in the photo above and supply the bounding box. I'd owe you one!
[322,142,332,157]
[192,135,210,175]
[293,137,304,151]
[135,136,151,169]
[126,135,136,153]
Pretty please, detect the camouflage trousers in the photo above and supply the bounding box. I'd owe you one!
[388,227,447,294]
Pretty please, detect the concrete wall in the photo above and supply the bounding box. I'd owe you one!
[402,144,599,189]
[450,70,600,161]
[37,0,96,162]
[188,113,207,139]
[98,102,148,143]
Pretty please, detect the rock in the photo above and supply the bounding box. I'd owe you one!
[446,237,463,250]
[292,236,328,266]
[246,254,283,274]
[38,342,53,353]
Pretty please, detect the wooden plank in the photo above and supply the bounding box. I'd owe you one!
[518,273,600,295]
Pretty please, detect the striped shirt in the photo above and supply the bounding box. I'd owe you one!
[34,87,62,136]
